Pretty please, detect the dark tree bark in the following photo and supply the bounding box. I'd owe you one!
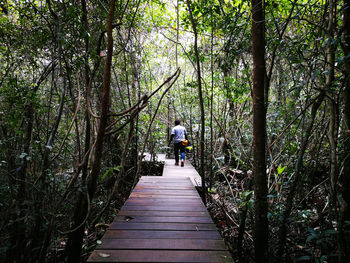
[65,0,116,261]
[326,0,338,198]
[65,0,92,261]
[210,10,214,189]
[340,0,350,260]
[251,0,268,262]
[87,0,115,214]
[186,0,206,204]
[343,0,350,203]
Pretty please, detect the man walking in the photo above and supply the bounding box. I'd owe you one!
[169,120,188,167]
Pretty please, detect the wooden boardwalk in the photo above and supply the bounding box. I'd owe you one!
[87,157,233,262]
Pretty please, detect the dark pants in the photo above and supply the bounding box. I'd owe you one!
[174,142,185,163]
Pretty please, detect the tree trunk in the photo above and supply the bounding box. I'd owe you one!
[65,0,92,260]
[87,0,115,210]
[343,0,350,209]
[237,178,253,260]
[340,0,350,260]
[326,0,338,198]
[251,0,268,262]
[186,0,206,204]
[276,94,324,260]
[65,0,116,261]
[209,10,214,189]
[175,0,179,68]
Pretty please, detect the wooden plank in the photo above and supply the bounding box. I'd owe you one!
[135,187,195,190]
[128,197,202,202]
[115,215,213,223]
[130,193,201,199]
[138,182,196,186]
[109,222,217,231]
[117,210,209,217]
[121,205,207,212]
[135,180,193,184]
[134,184,193,188]
[132,189,198,195]
[133,188,198,195]
[138,180,192,183]
[126,199,202,205]
[103,230,222,239]
[88,250,233,262]
[124,199,203,206]
[140,177,191,181]
[139,180,192,184]
[96,238,227,251]
[135,185,194,190]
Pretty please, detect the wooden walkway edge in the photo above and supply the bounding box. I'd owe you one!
[87,158,233,262]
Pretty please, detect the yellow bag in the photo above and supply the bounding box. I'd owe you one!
[181,140,189,146]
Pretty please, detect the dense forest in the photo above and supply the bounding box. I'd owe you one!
[1,0,350,262]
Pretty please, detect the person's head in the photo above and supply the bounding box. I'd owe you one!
[175,119,180,126]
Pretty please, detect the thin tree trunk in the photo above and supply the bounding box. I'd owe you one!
[209,9,214,189]
[339,0,350,260]
[65,0,92,260]
[65,0,116,261]
[326,0,338,197]
[176,0,179,68]
[186,0,206,204]
[87,0,115,208]
[237,178,253,261]
[276,94,324,259]
[324,2,341,257]
[251,0,268,262]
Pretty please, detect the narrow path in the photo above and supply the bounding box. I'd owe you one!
[159,154,202,186]
[88,157,233,262]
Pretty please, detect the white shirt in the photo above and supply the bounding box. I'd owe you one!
[171,125,187,143]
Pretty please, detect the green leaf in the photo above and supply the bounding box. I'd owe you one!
[101,166,121,180]
[277,166,286,175]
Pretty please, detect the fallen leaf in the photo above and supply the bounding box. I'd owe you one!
[98,252,110,258]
